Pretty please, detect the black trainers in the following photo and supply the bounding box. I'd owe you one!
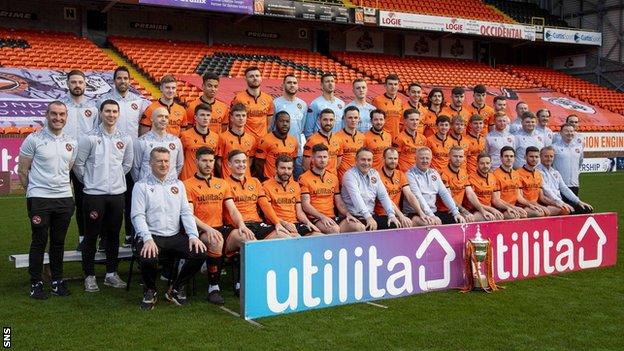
[30,281,48,300]
[140,290,157,311]
[50,280,71,297]
[165,287,188,306]
[97,238,107,252]
[207,290,225,305]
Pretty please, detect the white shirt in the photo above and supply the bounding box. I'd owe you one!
[19,128,77,198]
[513,129,545,169]
[486,129,516,170]
[98,90,149,141]
[303,95,345,137]
[405,166,459,216]
[131,174,198,242]
[553,132,583,147]
[345,100,376,132]
[132,131,183,181]
[536,125,554,146]
[341,167,395,219]
[60,95,99,140]
[537,164,580,205]
[553,138,583,187]
[73,124,134,195]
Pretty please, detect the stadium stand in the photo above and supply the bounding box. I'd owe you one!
[501,65,624,116]
[486,0,570,27]
[355,0,514,23]
[108,36,369,103]
[332,51,537,89]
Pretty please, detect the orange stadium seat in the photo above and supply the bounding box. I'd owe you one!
[500,65,624,118]
[356,0,515,23]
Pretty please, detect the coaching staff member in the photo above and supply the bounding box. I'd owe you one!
[18,101,77,299]
[74,100,133,292]
[131,147,207,310]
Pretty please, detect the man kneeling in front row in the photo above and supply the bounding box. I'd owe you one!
[131,147,207,310]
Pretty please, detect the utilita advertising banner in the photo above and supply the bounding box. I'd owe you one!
[379,11,536,41]
[139,0,253,14]
[242,213,618,319]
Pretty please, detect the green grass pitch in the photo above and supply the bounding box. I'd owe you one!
[0,173,622,350]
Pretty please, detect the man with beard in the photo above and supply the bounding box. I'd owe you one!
[465,153,505,220]
[421,88,444,138]
[185,72,229,133]
[302,108,342,173]
[376,147,436,227]
[273,74,307,178]
[253,111,298,181]
[230,66,274,140]
[98,66,150,247]
[140,75,187,137]
[299,144,365,234]
[517,146,562,216]
[535,108,554,146]
[512,111,545,169]
[263,155,321,236]
[184,146,253,304]
[60,70,99,251]
[553,123,584,196]
[345,78,376,132]
[509,101,529,134]
[364,109,393,169]
[372,74,404,138]
[304,73,345,137]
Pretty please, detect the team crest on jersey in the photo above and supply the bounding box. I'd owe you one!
[85,110,93,117]
[289,187,295,193]
[131,103,138,110]
[248,184,255,191]
[171,186,179,194]
[431,175,437,181]
[214,183,221,189]
[65,143,73,151]
[89,211,99,220]
[507,137,512,142]
[371,176,377,184]
[538,136,543,142]
[244,140,251,147]
[575,148,580,153]
[394,178,399,184]
[169,143,176,150]
[31,215,41,225]
[338,104,343,109]
[116,141,124,149]
[297,103,302,109]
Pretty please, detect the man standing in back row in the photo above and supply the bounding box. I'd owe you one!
[372,74,404,138]
[304,73,345,137]
[230,66,274,140]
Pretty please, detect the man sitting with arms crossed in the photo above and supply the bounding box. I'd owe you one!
[131,147,207,310]
[464,153,505,221]
[537,146,593,214]
[405,147,466,225]
[263,155,321,236]
[184,146,253,304]
[299,144,365,234]
[439,146,496,222]
[492,146,545,219]
[377,147,437,227]
[341,148,403,231]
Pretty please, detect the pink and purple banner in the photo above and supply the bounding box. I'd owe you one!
[139,0,253,14]
[242,213,618,319]
[0,137,24,181]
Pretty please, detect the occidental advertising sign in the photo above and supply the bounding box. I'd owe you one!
[378,11,536,41]
[242,213,617,319]
[544,27,602,46]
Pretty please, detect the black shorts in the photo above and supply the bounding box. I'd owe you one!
[204,225,233,241]
[245,221,275,240]
[434,211,455,225]
[295,223,314,236]
[311,215,345,225]
[357,214,398,230]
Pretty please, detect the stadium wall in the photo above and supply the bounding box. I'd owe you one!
[107,7,208,42]
[0,0,82,34]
